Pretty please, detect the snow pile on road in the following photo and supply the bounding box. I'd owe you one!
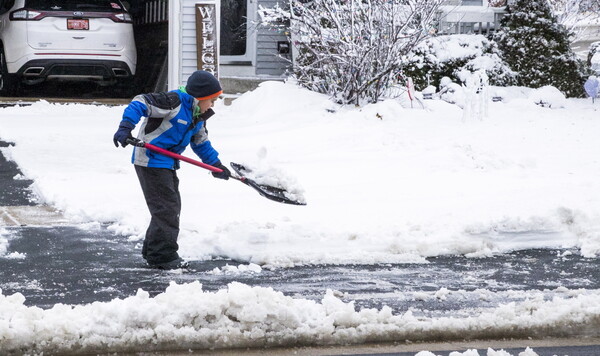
[1,282,599,354]
[1,83,600,267]
[0,228,8,256]
[208,262,263,275]
[0,228,25,259]
[417,348,539,356]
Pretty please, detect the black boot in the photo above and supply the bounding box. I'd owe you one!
[148,257,189,270]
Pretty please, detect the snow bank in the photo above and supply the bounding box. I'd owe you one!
[417,349,539,356]
[1,83,600,267]
[1,282,599,354]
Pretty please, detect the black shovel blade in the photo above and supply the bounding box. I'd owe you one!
[230,162,306,206]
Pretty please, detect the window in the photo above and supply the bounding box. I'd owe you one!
[220,0,247,56]
[461,0,483,5]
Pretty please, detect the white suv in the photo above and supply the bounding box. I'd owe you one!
[0,0,136,96]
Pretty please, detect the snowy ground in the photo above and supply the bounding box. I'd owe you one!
[1,82,600,354]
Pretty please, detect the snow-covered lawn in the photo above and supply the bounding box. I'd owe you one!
[2,82,599,265]
[1,82,600,353]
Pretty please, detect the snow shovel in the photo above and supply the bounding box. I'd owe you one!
[125,138,306,205]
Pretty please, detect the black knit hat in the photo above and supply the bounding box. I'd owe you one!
[185,70,223,100]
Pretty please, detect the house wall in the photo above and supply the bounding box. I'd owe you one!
[572,23,600,59]
[170,0,291,91]
[438,4,506,35]
[177,0,209,87]
[255,0,292,76]
[438,1,600,60]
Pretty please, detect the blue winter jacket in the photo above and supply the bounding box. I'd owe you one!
[120,89,220,169]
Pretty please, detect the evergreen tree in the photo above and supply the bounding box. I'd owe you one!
[494,0,588,97]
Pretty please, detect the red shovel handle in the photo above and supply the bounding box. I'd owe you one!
[126,138,223,173]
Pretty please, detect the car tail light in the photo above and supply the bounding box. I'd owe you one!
[9,9,43,21]
[110,13,132,23]
[9,9,133,23]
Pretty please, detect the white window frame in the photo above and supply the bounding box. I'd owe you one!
[220,0,257,65]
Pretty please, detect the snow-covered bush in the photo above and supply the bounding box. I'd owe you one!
[494,0,589,97]
[259,0,444,105]
[403,34,516,91]
[438,76,467,106]
[530,85,567,108]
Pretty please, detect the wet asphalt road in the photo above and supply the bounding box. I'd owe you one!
[2,140,600,354]
[6,219,600,311]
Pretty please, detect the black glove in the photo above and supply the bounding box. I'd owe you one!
[113,121,135,147]
[211,161,231,180]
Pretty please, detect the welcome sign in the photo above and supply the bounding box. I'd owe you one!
[195,2,219,77]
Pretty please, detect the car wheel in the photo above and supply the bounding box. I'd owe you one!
[0,48,18,97]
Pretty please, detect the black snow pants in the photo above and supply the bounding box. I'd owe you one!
[135,165,181,265]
